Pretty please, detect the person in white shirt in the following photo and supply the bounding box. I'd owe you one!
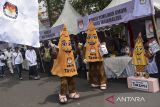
[12,47,23,80]
[25,46,40,80]
[4,48,14,74]
[0,51,6,77]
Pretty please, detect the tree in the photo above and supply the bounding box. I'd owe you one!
[46,0,65,25]
[46,0,111,25]
[71,0,111,15]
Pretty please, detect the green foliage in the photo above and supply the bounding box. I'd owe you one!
[71,0,111,15]
[46,0,65,25]
[46,0,111,25]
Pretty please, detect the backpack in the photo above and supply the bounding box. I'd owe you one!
[43,48,51,62]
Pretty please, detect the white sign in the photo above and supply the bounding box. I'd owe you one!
[145,20,154,38]
[148,39,160,54]
[132,80,149,90]
[0,0,40,47]
[99,44,108,57]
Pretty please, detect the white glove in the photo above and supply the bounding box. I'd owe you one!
[49,42,55,48]
[83,59,87,64]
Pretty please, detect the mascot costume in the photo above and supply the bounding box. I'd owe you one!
[51,25,80,103]
[83,21,107,90]
[132,33,149,78]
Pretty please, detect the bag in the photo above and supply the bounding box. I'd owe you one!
[43,48,51,62]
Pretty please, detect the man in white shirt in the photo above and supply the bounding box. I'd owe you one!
[25,46,40,80]
[4,48,14,74]
[12,47,23,80]
[0,51,6,77]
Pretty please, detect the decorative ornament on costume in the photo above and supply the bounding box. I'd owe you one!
[90,46,96,54]
[132,33,149,78]
[67,57,72,64]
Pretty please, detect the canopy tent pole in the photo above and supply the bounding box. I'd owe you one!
[149,0,160,44]
[151,15,160,44]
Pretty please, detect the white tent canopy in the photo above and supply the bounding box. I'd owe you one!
[104,0,160,10]
[51,0,81,35]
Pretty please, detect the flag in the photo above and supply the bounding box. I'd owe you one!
[133,0,155,17]
[0,0,40,47]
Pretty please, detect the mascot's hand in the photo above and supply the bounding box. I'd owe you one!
[83,59,87,64]
[49,41,55,48]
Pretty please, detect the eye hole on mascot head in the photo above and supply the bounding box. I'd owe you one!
[135,46,143,55]
[61,40,72,51]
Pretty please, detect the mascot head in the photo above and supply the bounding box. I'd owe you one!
[132,33,148,65]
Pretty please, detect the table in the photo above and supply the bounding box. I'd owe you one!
[103,56,136,78]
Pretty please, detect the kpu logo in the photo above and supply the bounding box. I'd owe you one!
[3,2,18,19]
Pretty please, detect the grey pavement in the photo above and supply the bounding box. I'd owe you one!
[0,71,160,107]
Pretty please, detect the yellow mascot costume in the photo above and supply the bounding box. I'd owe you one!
[83,21,107,90]
[132,33,149,78]
[51,25,79,103]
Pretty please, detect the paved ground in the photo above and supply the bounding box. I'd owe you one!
[0,71,160,107]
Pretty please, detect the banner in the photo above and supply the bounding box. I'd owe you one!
[39,24,64,41]
[133,0,155,17]
[0,0,40,47]
[78,1,134,32]
[78,0,155,32]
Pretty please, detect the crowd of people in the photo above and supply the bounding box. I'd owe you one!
[0,34,160,104]
[1,36,160,80]
[0,46,40,80]
[0,40,88,80]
